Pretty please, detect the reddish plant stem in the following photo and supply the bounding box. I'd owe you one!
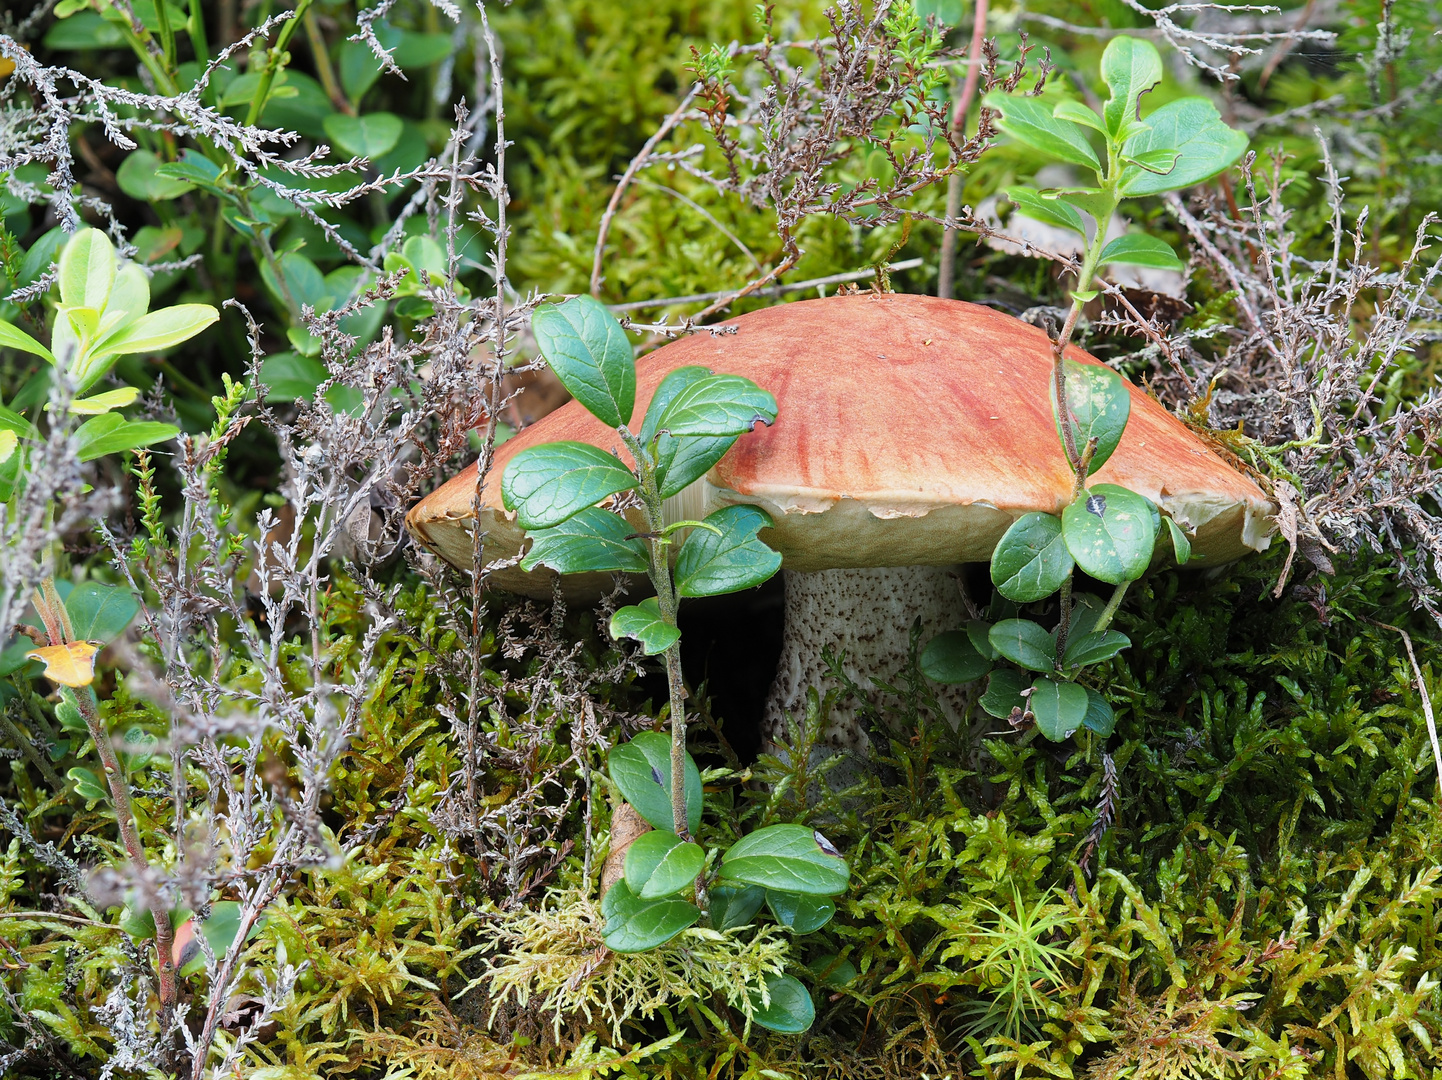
[72,687,178,1015]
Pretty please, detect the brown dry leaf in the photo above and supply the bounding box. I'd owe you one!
[26,641,102,687]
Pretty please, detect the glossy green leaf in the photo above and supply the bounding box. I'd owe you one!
[1062,484,1157,583]
[73,414,178,462]
[624,830,706,899]
[0,403,33,440]
[1123,148,1181,175]
[1052,360,1130,474]
[1054,186,1117,224]
[1166,517,1194,565]
[152,150,225,191]
[915,0,963,24]
[607,731,702,835]
[55,696,87,734]
[751,974,815,1033]
[1063,629,1131,669]
[601,879,698,953]
[520,507,648,575]
[261,252,330,314]
[1031,678,1089,740]
[340,40,386,101]
[100,263,148,330]
[389,29,454,69]
[639,367,735,497]
[920,630,990,685]
[58,228,115,311]
[674,505,781,597]
[179,901,265,977]
[807,953,859,989]
[219,70,297,108]
[1121,97,1248,196]
[720,824,849,896]
[73,386,139,418]
[709,883,766,931]
[116,150,195,201]
[501,442,636,530]
[1006,185,1086,236]
[1098,234,1185,270]
[1082,688,1116,736]
[68,766,108,802]
[1067,592,1107,639]
[94,304,219,365]
[639,366,708,445]
[65,582,139,643]
[968,619,998,661]
[19,228,67,292]
[0,320,55,363]
[609,597,680,656]
[258,352,326,402]
[531,296,636,429]
[44,11,125,49]
[323,111,404,159]
[766,890,835,933]
[989,619,1055,673]
[981,669,1031,718]
[656,374,777,438]
[991,512,1073,602]
[982,92,1101,172]
[656,432,736,499]
[1052,99,1105,133]
[1100,35,1163,136]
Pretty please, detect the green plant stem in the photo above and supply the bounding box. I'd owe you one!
[303,8,352,113]
[154,0,177,68]
[242,198,299,317]
[69,687,178,1016]
[619,430,690,842]
[116,14,181,97]
[1052,174,1121,473]
[187,0,210,63]
[244,0,313,128]
[1090,580,1131,636]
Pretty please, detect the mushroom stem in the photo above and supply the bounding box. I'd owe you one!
[762,565,974,785]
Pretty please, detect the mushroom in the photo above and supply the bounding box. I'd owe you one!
[407,294,1273,763]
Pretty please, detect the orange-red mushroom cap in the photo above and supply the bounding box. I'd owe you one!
[406,294,1274,594]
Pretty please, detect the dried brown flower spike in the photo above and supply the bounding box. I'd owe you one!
[408,295,1273,752]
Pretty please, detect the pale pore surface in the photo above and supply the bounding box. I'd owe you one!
[762,566,974,767]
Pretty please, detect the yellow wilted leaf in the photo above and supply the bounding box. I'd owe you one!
[26,641,102,687]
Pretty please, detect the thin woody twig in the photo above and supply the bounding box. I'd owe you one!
[1365,619,1442,794]
[938,0,989,299]
[606,258,923,312]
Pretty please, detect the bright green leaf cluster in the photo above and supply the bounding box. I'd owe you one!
[920,38,1246,742]
[601,732,848,1033]
[0,229,220,491]
[984,35,1248,283]
[504,295,781,686]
